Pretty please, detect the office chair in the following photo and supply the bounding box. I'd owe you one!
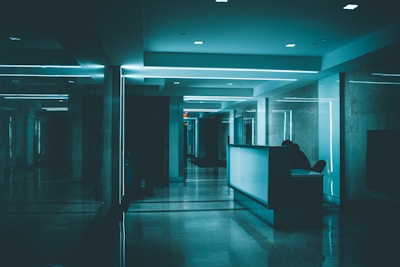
[311,160,326,173]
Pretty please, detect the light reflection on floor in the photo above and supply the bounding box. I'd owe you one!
[0,161,399,266]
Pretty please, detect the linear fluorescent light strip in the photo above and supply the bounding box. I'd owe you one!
[184,108,220,112]
[139,66,318,74]
[0,64,104,69]
[124,74,297,81]
[371,73,400,77]
[0,64,82,69]
[0,74,91,78]
[42,107,68,111]
[184,96,251,101]
[349,80,400,85]
[0,94,68,100]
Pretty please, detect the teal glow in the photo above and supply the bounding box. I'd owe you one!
[1,94,68,100]
[0,74,91,78]
[184,96,251,101]
[124,74,297,81]
[371,72,400,77]
[42,107,68,111]
[0,64,82,69]
[141,66,318,74]
[184,108,220,112]
[349,80,400,85]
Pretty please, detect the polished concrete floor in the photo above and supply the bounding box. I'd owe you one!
[1,162,400,266]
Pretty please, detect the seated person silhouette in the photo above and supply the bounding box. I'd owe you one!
[282,140,312,170]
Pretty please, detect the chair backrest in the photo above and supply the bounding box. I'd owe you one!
[311,160,326,173]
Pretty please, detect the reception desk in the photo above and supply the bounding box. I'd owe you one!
[228,145,323,229]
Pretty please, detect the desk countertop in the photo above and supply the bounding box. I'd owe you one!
[290,169,323,178]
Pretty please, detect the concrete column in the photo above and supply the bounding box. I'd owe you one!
[169,96,184,182]
[15,108,28,170]
[69,91,83,179]
[256,98,268,145]
[229,110,234,144]
[102,66,123,208]
[26,109,35,167]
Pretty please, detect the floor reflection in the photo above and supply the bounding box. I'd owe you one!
[1,162,399,267]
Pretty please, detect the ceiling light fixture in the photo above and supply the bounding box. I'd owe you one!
[0,64,82,69]
[0,74,91,78]
[343,4,359,10]
[140,66,318,74]
[194,40,204,45]
[0,94,69,100]
[42,107,69,112]
[349,80,400,85]
[286,43,296,48]
[9,36,21,41]
[126,74,297,81]
[215,0,228,2]
[371,72,400,77]
[184,96,251,102]
[183,108,220,113]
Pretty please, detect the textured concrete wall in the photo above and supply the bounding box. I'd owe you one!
[344,66,400,202]
[269,83,319,164]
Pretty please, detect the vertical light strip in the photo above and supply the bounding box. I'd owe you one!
[38,120,41,155]
[120,71,126,202]
[289,110,293,141]
[283,112,287,141]
[251,118,255,145]
[195,118,199,158]
[120,213,126,267]
[8,116,13,167]
[329,101,333,173]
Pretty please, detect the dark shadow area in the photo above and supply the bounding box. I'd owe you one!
[67,206,122,267]
[339,198,400,267]
[189,157,226,168]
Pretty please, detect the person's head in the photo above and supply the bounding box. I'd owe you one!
[281,140,293,146]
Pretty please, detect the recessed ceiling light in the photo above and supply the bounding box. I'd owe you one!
[286,43,296,48]
[343,4,358,10]
[194,40,203,45]
[9,36,21,41]
[216,0,228,2]
[174,81,180,85]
